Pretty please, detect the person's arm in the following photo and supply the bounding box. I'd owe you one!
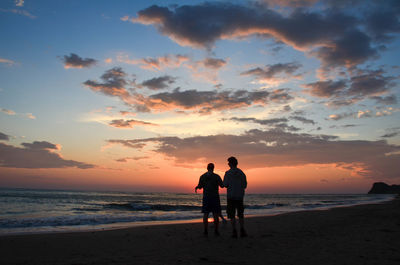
[223,172,229,188]
[195,175,204,193]
[242,170,247,189]
[218,175,224,188]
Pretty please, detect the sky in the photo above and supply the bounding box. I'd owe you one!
[0,0,399,193]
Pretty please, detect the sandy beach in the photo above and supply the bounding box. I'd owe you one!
[1,198,399,265]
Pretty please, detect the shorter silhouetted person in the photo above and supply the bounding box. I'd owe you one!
[195,163,223,236]
[223,156,247,238]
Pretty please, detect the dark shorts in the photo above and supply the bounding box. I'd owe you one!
[202,195,221,214]
[227,199,244,219]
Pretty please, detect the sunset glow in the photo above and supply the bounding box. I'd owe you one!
[1,0,399,193]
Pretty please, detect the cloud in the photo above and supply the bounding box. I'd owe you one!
[0,141,94,169]
[120,110,136,116]
[62,53,97,69]
[140,75,176,90]
[305,68,396,107]
[85,68,293,114]
[290,116,316,125]
[25,113,36,119]
[107,129,400,179]
[134,88,293,114]
[303,80,347,98]
[240,62,302,86]
[109,119,158,128]
[117,54,189,70]
[282,105,292,112]
[83,67,134,104]
[0,132,9,141]
[371,95,397,105]
[274,123,301,132]
[357,110,372,119]
[0,8,36,19]
[347,70,395,97]
[328,107,399,121]
[21,141,60,150]
[1,108,35,119]
[201,58,227,69]
[15,0,24,7]
[115,156,149,162]
[380,127,400,138]
[381,132,399,138]
[312,29,377,69]
[117,54,226,84]
[186,57,227,84]
[327,112,354,121]
[263,0,319,7]
[225,116,301,131]
[329,124,359,129]
[1,108,16,115]
[124,2,391,70]
[228,117,288,125]
[364,1,400,42]
[375,107,400,117]
[107,140,147,149]
[0,58,16,66]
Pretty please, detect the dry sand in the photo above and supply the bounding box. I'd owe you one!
[1,198,400,265]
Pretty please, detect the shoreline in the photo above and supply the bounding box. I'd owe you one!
[1,197,399,264]
[0,194,395,237]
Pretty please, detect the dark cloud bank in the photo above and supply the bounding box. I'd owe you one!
[126,1,400,70]
[108,129,400,179]
[0,136,94,169]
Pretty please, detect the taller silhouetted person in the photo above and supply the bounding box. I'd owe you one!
[223,156,247,238]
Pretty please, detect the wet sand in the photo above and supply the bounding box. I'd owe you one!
[1,198,400,265]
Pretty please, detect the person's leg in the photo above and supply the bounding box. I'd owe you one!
[212,212,220,236]
[237,200,247,237]
[231,216,237,237]
[239,217,247,236]
[227,199,237,237]
[203,212,209,235]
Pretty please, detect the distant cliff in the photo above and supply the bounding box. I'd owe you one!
[368,182,400,194]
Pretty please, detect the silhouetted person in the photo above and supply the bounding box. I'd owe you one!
[223,156,247,238]
[195,163,223,236]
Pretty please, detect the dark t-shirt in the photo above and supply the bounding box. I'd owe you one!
[197,172,223,198]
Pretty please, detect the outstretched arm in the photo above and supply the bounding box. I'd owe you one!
[218,175,224,188]
[223,173,229,188]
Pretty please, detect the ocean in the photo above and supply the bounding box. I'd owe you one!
[0,188,394,235]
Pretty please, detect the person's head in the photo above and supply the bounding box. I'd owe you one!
[207,163,214,172]
[227,156,238,168]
